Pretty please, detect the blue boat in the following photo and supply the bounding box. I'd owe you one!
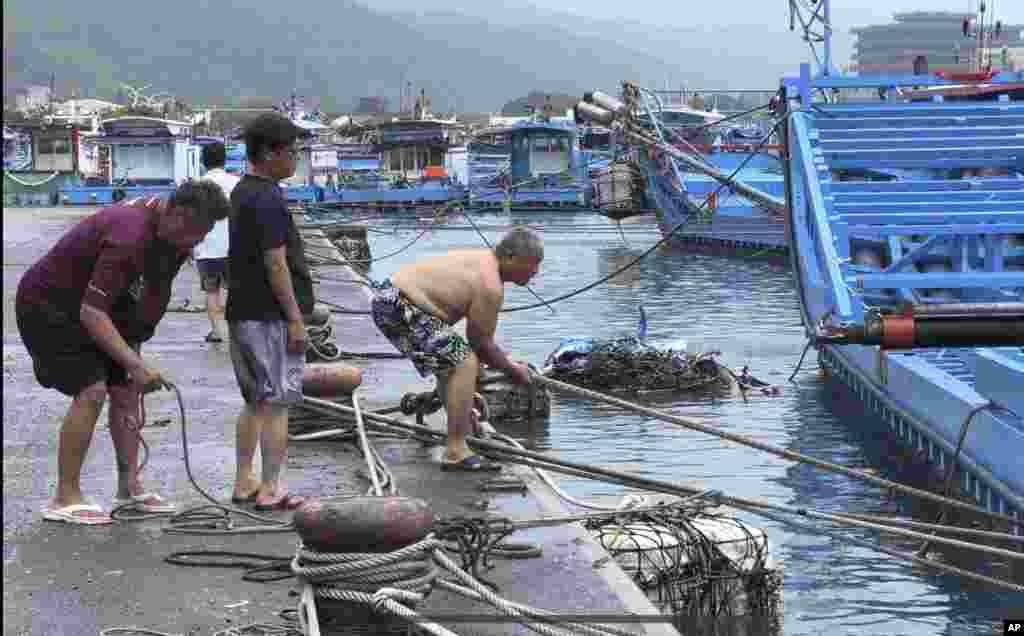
[4,122,84,206]
[317,94,466,210]
[575,0,1024,545]
[775,2,1024,529]
[220,96,340,204]
[59,116,202,205]
[468,113,590,209]
[577,90,789,252]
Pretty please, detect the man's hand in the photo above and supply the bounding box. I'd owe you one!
[287,319,307,354]
[130,362,166,394]
[507,361,532,385]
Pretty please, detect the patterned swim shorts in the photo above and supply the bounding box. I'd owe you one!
[370,279,468,378]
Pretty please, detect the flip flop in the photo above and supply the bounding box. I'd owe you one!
[253,494,308,511]
[43,503,114,525]
[231,491,259,504]
[205,332,223,343]
[113,492,177,514]
[441,455,503,472]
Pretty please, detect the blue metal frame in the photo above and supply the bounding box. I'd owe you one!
[783,46,1024,528]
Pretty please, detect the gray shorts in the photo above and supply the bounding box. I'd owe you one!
[196,258,229,292]
[229,320,305,405]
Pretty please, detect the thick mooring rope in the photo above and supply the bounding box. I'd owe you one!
[299,395,1024,593]
[530,374,1024,529]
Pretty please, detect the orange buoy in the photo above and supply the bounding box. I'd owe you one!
[302,364,363,397]
[294,496,435,552]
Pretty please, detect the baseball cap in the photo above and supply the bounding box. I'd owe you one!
[242,113,311,149]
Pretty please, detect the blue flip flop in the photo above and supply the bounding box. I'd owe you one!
[441,455,503,472]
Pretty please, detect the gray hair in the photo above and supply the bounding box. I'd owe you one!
[494,226,543,261]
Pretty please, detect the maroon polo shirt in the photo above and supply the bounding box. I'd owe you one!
[17,197,187,343]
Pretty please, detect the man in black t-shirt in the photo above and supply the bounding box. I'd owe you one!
[226,113,314,510]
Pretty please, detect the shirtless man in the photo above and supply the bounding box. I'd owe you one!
[371,227,542,471]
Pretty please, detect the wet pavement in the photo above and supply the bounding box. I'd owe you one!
[3,207,678,636]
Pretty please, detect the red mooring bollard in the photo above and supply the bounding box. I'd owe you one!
[293,496,434,553]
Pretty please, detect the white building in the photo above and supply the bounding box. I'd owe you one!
[14,85,52,113]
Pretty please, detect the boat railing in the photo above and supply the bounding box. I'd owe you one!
[786,94,1024,340]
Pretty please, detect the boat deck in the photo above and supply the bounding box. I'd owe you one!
[786,93,1024,524]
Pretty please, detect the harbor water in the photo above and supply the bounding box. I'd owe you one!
[316,207,1020,636]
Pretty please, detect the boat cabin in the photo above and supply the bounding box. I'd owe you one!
[375,119,459,181]
[59,116,200,204]
[3,122,83,206]
[476,119,582,181]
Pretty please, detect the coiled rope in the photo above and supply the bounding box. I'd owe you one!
[300,393,1024,593]
[110,382,295,533]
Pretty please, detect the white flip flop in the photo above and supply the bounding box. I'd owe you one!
[113,492,177,514]
[43,503,114,525]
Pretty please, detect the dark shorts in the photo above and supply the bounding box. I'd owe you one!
[370,279,468,378]
[15,300,136,397]
[229,320,305,405]
[196,258,229,292]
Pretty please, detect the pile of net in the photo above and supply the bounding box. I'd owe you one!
[476,368,551,422]
[543,336,727,392]
[330,235,372,272]
[587,501,782,618]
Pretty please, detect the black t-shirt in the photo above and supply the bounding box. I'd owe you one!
[225,174,314,322]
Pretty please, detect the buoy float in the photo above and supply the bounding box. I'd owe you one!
[293,496,435,552]
[302,364,363,397]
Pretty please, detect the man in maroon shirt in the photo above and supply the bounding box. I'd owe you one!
[15,180,230,525]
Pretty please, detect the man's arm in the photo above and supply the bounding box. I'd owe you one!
[465,287,519,374]
[263,246,303,322]
[80,302,146,374]
[264,245,306,354]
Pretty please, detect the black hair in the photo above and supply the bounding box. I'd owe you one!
[169,179,231,227]
[243,113,303,164]
[201,142,226,169]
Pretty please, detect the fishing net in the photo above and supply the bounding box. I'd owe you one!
[331,235,372,272]
[586,504,782,618]
[545,336,726,392]
[476,368,552,422]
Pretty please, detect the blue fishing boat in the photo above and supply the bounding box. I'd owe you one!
[4,122,84,206]
[320,144,382,203]
[779,3,1024,529]
[321,93,465,209]
[577,90,789,251]
[575,0,1024,540]
[468,111,590,209]
[59,116,202,205]
[219,95,338,204]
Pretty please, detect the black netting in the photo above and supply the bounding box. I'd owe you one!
[546,337,725,392]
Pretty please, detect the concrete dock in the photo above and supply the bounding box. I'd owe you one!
[2,206,680,636]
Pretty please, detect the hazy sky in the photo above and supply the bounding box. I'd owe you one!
[554,0,1024,29]
[371,0,1024,29]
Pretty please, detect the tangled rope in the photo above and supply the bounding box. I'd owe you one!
[292,532,638,636]
[585,504,779,616]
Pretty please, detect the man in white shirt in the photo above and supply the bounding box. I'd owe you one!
[194,142,241,342]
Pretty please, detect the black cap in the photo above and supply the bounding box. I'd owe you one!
[242,113,311,148]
